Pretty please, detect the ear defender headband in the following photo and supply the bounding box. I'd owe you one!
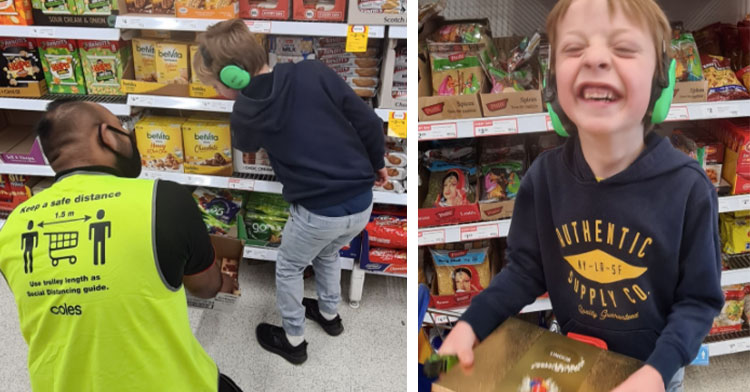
[543,43,677,137]
[199,45,251,90]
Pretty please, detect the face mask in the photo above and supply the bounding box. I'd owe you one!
[100,124,142,178]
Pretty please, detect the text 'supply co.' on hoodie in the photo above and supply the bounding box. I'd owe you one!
[461,132,724,386]
[231,60,385,210]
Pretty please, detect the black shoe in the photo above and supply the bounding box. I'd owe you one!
[302,298,344,336]
[256,323,308,365]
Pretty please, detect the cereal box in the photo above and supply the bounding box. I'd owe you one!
[0,0,33,25]
[182,120,232,176]
[156,41,189,84]
[135,116,185,172]
[78,40,130,95]
[0,37,42,87]
[188,44,219,97]
[38,38,86,94]
[175,0,238,19]
[132,38,156,82]
[39,0,80,14]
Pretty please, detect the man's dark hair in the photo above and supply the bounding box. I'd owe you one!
[34,99,102,164]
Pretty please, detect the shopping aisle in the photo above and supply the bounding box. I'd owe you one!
[0,261,406,392]
[685,353,750,391]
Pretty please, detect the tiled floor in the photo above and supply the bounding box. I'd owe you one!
[0,261,407,391]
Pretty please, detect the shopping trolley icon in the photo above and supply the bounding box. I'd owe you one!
[45,231,79,266]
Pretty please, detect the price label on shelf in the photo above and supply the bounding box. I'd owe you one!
[718,198,730,212]
[34,27,55,37]
[418,230,446,246]
[243,246,276,260]
[346,25,369,52]
[418,123,457,140]
[227,178,255,191]
[460,224,500,241]
[245,21,272,33]
[704,103,742,119]
[388,112,407,138]
[129,95,155,107]
[665,106,689,121]
[473,119,518,137]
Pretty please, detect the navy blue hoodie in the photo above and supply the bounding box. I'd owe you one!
[230,60,385,209]
[461,132,724,386]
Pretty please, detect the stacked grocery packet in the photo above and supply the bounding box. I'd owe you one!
[363,207,406,275]
[242,192,290,248]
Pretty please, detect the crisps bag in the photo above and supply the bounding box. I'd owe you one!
[480,161,523,202]
[710,285,746,335]
[671,31,703,82]
[719,212,750,254]
[430,246,490,296]
[701,54,750,101]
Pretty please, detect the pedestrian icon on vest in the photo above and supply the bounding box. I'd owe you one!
[89,209,111,266]
[21,220,38,274]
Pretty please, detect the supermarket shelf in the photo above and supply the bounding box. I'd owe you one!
[704,329,750,357]
[373,191,407,205]
[0,95,130,116]
[423,297,553,325]
[243,245,354,271]
[139,170,284,193]
[128,95,400,123]
[718,194,750,214]
[0,163,54,176]
[388,26,407,39]
[0,25,122,40]
[417,100,750,141]
[418,195,750,245]
[115,15,386,38]
[722,254,750,286]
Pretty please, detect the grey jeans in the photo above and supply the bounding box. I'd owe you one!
[276,202,372,336]
[666,368,685,392]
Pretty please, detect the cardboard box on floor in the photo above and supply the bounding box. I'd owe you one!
[186,235,243,312]
[433,318,642,392]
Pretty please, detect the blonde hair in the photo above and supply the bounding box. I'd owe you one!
[194,18,268,85]
[545,0,672,80]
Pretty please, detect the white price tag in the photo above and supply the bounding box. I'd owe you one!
[245,21,272,33]
[705,104,742,119]
[227,178,255,191]
[460,224,500,241]
[473,119,518,137]
[418,230,446,246]
[35,27,55,37]
[719,198,730,212]
[417,123,457,140]
[244,246,276,260]
[140,171,166,180]
[665,106,689,121]
[130,95,155,107]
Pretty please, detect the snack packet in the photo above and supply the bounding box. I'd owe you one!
[710,285,746,335]
[423,166,477,208]
[366,215,406,249]
[480,161,523,202]
[701,54,750,101]
[671,31,703,82]
[430,246,490,296]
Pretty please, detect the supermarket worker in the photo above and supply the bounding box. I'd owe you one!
[194,19,388,365]
[0,100,243,392]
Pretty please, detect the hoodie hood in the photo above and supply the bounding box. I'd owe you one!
[563,131,700,185]
[230,63,295,149]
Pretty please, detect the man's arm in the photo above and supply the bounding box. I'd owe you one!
[154,180,221,298]
[460,174,547,340]
[644,177,724,386]
[319,62,385,172]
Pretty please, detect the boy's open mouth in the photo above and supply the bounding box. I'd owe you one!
[577,83,622,103]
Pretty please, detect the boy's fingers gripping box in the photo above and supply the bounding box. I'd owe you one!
[38,38,86,94]
[134,116,185,172]
[156,41,189,85]
[78,39,130,95]
[132,38,157,82]
[182,120,233,176]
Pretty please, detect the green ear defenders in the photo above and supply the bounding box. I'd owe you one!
[543,47,677,138]
[199,45,251,90]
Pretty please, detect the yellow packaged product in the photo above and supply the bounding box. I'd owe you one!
[720,213,750,255]
[132,38,157,82]
[135,116,185,172]
[156,41,189,84]
[188,44,219,97]
[182,120,232,176]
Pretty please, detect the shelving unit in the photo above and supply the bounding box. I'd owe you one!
[0,25,122,40]
[0,96,130,116]
[418,100,750,141]
[115,15,386,38]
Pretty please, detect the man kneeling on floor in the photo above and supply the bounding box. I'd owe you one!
[0,100,243,392]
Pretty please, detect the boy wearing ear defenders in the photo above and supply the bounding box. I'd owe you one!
[438,1,723,391]
[194,19,388,365]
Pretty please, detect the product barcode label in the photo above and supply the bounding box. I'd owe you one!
[473,119,518,137]
[460,224,500,241]
[418,123,457,140]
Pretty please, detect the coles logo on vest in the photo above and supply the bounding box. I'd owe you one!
[50,303,82,316]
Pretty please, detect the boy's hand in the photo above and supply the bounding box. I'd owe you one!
[374,167,389,187]
[437,321,478,374]
[610,365,665,392]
